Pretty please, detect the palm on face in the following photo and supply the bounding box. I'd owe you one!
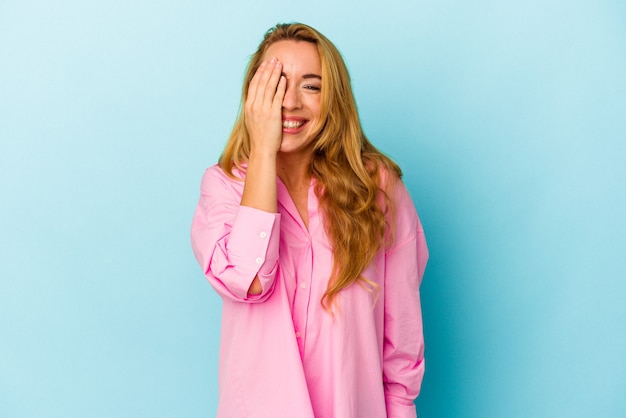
[245,58,286,155]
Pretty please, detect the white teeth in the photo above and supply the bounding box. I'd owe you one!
[282,120,304,129]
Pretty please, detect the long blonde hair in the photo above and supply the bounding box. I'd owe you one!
[219,23,402,309]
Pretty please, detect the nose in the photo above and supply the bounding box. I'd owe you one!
[282,80,302,111]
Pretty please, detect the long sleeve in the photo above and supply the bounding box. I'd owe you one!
[383,181,429,418]
[190,166,281,302]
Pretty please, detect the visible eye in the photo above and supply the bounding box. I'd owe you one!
[304,85,321,92]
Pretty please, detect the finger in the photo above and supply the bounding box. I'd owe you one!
[252,58,276,105]
[247,60,268,106]
[263,59,283,105]
[272,75,287,111]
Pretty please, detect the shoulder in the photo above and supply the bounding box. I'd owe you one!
[202,163,248,183]
[371,162,408,211]
[364,154,402,195]
[377,167,425,249]
[199,164,246,198]
[389,177,419,229]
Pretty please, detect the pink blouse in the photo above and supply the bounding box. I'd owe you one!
[191,164,428,418]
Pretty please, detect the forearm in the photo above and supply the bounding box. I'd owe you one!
[239,57,285,296]
[241,150,278,214]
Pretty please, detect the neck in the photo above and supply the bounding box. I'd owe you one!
[276,151,312,190]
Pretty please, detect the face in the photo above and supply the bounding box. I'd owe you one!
[262,40,322,158]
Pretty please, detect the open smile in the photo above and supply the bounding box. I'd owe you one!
[282,117,308,133]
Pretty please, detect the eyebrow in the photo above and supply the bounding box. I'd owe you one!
[281,73,322,80]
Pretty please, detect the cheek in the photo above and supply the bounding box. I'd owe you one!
[308,99,322,119]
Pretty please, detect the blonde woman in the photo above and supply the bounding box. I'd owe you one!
[191,22,428,418]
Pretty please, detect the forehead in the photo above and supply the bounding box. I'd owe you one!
[262,40,321,72]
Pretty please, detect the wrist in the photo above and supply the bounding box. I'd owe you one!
[248,147,278,162]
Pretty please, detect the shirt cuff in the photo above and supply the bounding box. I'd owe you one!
[385,394,418,418]
[227,205,281,294]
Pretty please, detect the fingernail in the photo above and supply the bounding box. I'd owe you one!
[270,57,276,63]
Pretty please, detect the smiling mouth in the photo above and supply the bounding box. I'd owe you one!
[282,120,306,129]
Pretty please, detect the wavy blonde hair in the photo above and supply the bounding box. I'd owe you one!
[219,23,402,309]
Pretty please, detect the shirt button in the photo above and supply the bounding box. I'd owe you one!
[259,232,267,239]
[295,331,301,338]
[255,257,263,264]
[300,282,306,289]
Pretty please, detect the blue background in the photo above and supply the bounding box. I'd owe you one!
[1,1,625,417]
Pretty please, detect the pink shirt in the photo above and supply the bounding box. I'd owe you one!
[191,164,428,418]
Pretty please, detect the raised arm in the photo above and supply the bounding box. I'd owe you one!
[240,57,286,295]
[190,58,287,300]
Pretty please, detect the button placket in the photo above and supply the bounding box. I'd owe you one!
[294,241,314,355]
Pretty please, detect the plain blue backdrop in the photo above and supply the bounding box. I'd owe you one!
[1,1,625,417]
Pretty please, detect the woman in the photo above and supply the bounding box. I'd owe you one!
[191,23,428,418]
